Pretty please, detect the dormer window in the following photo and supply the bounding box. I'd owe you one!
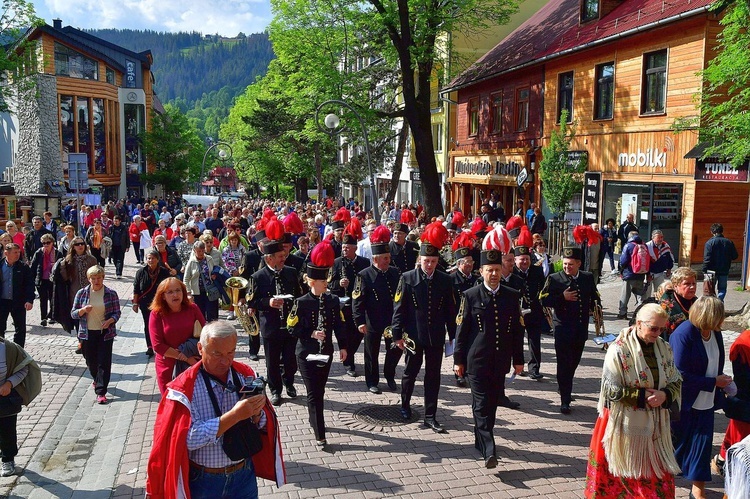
[582,0,599,22]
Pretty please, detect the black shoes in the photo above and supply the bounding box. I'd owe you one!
[146,348,154,357]
[386,378,398,391]
[400,406,412,420]
[346,368,356,377]
[616,314,628,320]
[529,373,544,380]
[560,404,572,414]
[456,376,467,387]
[285,385,297,398]
[423,419,447,434]
[485,455,498,469]
[518,371,529,377]
[248,354,259,361]
[499,397,521,410]
[41,320,47,327]
[270,394,281,406]
[316,439,327,447]
[368,386,381,394]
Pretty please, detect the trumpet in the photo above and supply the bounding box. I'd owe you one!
[226,276,260,337]
[384,326,416,355]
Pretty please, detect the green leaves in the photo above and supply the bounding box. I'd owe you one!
[539,110,586,219]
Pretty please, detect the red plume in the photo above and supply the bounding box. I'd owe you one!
[451,211,465,228]
[283,212,304,234]
[452,231,476,251]
[325,232,334,241]
[346,217,363,240]
[262,209,276,222]
[333,207,351,223]
[255,217,267,232]
[421,221,450,249]
[265,219,285,241]
[573,225,588,245]
[586,225,603,246]
[400,209,416,224]
[310,240,335,268]
[517,226,533,248]
[505,215,524,232]
[482,225,512,254]
[470,217,487,235]
[370,225,392,245]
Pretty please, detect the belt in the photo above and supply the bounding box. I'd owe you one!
[189,459,245,475]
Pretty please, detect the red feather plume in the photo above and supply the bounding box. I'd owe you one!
[573,225,588,245]
[255,217,267,232]
[505,215,524,232]
[346,217,363,240]
[310,240,335,268]
[517,226,533,248]
[451,211,465,228]
[586,225,603,246]
[283,212,304,234]
[452,231,476,251]
[262,208,277,222]
[333,207,351,223]
[421,221,450,249]
[470,218,487,235]
[482,225,512,254]
[265,219,285,241]
[325,232,334,241]
[400,209,416,224]
[370,225,392,245]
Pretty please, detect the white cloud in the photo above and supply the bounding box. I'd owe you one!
[40,0,271,36]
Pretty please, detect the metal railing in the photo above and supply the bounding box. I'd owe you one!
[547,219,570,257]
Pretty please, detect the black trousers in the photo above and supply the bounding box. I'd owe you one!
[111,246,126,276]
[193,294,219,322]
[0,414,18,462]
[364,329,402,388]
[91,247,105,267]
[554,329,587,405]
[82,329,114,396]
[139,305,153,349]
[297,355,332,440]
[264,332,297,396]
[0,300,27,347]
[341,307,361,370]
[467,369,507,460]
[132,241,143,263]
[401,343,443,420]
[526,320,542,375]
[37,279,53,321]
[248,333,261,356]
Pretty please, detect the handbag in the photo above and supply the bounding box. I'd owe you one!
[0,388,23,417]
[199,270,221,302]
[703,271,717,297]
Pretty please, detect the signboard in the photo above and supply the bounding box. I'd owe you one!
[410,170,421,182]
[568,151,589,169]
[126,60,137,88]
[453,155,524,177]
[516,167,529,187]
[582,172,601,225]
[694,159,749,182]
[67,153,89,190]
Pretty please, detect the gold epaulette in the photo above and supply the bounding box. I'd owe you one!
[394,277,403,303]
[352,275,363,300]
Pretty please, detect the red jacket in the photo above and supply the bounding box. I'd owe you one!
[129,221,148,243]
[145,361,285,498]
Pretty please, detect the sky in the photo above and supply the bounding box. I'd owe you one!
[30,0,273,37]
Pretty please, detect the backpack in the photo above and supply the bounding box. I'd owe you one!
[630,242,651,274]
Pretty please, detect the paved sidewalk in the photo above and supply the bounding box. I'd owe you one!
[0,252,746,498]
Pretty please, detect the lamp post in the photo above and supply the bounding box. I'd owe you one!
[315,100,377,221]
[199,141,232,195]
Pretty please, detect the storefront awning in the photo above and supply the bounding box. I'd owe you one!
[685,141,720,159]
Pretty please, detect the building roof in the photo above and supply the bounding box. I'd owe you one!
[445,0,714,92]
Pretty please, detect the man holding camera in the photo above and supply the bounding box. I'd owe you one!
[146,322,285,498]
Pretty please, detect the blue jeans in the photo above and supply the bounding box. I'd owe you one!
[189,461,258,499]
[717,274,728,302]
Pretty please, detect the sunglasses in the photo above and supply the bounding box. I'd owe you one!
[43,241,53,245]
[74,242,86,247]
[642,322,666,334]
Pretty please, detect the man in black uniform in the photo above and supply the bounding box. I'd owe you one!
[540,246,599,414]
[451,234,478,387]
[248,236,302,406]
[352,227,402,393]
[241,231,266,361]
[454,248,524,468]
[391,222,456,433]
[389,223,419,274]
[513,245,546,380]
[329,215,346,259]
[329,230,369,377]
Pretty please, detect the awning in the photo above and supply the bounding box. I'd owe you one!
[685,141,720,159]
[0,183,14,196]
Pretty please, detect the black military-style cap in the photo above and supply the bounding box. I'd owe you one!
[306,265,329,280]
[562,246,583,260]
[513,246,530,257]
[420,243,439,257]
[371,242,390,255]
[282,233,292,244]
[342,233,357,245]
[454,247,471,261]
[261,238,284,255]
[480,249,502,266]
[394,223,409,234]
[331,220,345,230]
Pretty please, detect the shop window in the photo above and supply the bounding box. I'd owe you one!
[432,123,443,152]
[641,49,667,115]
[468,97,479,136]
[557,72,574,123]
[581,0,599,21]
[93,98,106,174]
[106,67,115,85]
[54,43,98,80]
[77,97,90,170]
[594,62,614,120]
[515,87,529,131]
[125,103,146,174]
[490,92,502,134]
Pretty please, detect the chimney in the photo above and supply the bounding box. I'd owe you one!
[53,19,62,29]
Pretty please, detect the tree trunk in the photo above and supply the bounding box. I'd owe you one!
[295,177,308,203]
[314,142,324,202]
[386,123,409,203]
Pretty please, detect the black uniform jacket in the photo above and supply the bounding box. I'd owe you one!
[284,252,305,274]
[248,264,302,339]
[454,283,524,375]
[391,268,456,348]
[540,270,598,331]
[288,292,346,357]
[240,248,264,299]
[328,255,369,299]
[451,270,478,306]
[352,265,400,334]
[513,265,546,326]
[389,240,419,274]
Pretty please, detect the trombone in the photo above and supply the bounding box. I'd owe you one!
[384,326,416,355]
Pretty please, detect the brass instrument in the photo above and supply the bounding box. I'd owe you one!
[226,276,259,336]
[593,302,605,338]
[384,326,416,355]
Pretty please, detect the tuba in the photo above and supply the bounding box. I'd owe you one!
[384,326,416,355]
[226,276,259,336]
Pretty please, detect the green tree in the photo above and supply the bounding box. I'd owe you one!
[0,0,43,113]
[539,110,586,218]
[140,105,205,193]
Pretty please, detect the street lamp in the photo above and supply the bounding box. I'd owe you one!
[199,141,232,195]
[315,100,377,222]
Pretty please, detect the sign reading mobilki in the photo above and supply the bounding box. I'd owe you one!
[618,148,667,168]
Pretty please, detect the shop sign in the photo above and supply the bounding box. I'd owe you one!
[410,170,421,181]
[618,148,667,169]
[582,172,601,225]
[568,151,589,169]
[125,60,136,88]
[694,159,749,182]
[516,168,529,187]
[454,156,523,177]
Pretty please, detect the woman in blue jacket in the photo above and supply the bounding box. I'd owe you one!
[670,296,733,499]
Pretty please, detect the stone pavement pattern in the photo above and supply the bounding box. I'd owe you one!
[0,253,744,498]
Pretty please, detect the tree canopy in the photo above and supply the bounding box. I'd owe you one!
[539,110,586,218]
[0,0,42,113]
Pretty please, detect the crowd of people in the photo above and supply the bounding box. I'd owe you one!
[0,194,747,499]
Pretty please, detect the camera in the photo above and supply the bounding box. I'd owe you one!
[239,376,267,398]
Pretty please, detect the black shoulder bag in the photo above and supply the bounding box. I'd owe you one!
[199,368,263,460]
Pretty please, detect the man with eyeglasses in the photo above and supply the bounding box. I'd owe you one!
[0,243,35,347]
[23,217,52,263]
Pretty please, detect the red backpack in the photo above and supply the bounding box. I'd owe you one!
[630,242,651,274]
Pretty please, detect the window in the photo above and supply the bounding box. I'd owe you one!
[642,49,667,114]
[54,43,98,80]
[106,67,115,85]
[432,123,443,152]
[124,103,146,174]
[490,92,503,134]
[557,72,574,123]
[468,98,479,136]
[581,0,599,21]
[515,87,530,131]
[594,62,614,120]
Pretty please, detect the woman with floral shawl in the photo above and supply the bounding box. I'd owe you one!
[585,303,682,498]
